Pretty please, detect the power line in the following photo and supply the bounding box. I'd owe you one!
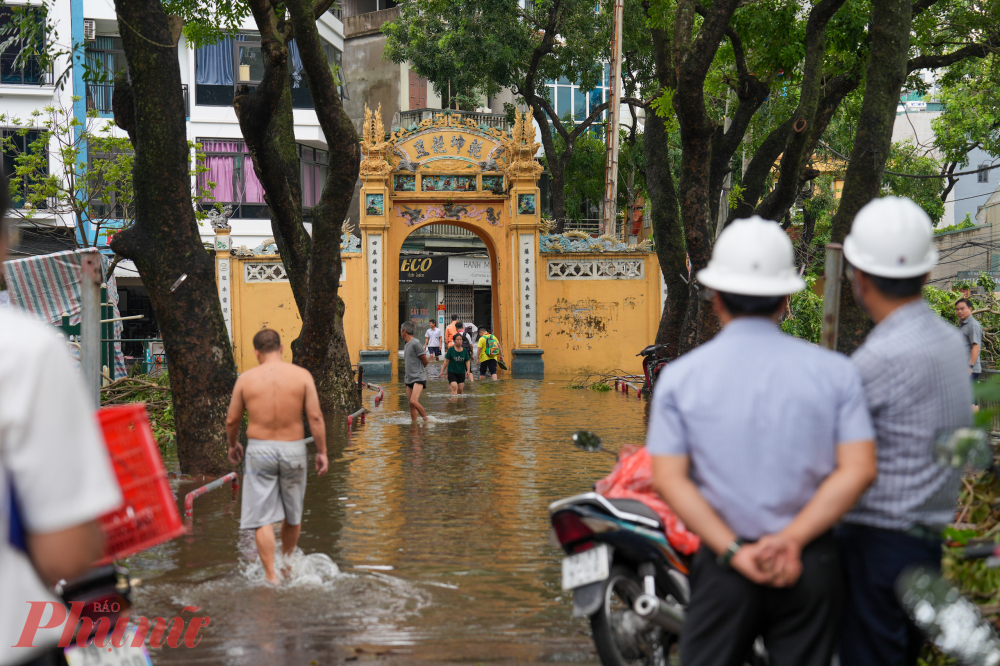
[818,140,1000,180]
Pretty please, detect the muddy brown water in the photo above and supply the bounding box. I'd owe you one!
[131,377,650,665]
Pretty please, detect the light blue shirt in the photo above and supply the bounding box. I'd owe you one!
[646,317,874,541]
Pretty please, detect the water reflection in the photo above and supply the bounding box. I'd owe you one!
[131,378,649,664]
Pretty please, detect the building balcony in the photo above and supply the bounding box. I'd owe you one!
[344,6,400,38]
[399,108,509,131]
[0,53,52,86]
[87,82,189,117]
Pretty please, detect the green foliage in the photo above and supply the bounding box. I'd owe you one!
[932,54,1000,168]
[162,0,250,47]
[589,382,612,392]
[1,104,134,248]
[780,275,823,343]
[544,121,603,221]
[100,373,175,453]
[2,105,214,249]
[934,216,978,235]
[882,141,946,224]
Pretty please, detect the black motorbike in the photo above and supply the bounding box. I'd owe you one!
[637,345,669,398]
[549,431,765,666]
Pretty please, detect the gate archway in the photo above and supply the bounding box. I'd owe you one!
[356,106,544,379]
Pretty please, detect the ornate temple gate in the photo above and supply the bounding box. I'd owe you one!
[355,106,546,379]
[214,106,662,378]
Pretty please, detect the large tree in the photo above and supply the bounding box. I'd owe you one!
[641,0,1000,356]
[111,0,238,475]
[384,0,648,233]
[171,0,361,415]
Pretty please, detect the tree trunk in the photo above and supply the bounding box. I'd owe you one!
[286,0,362,414]
[234,0,360,415]
[672,0,742,352]
[111,2,237,476]
[830,0,913,354]
[644,14,687,357]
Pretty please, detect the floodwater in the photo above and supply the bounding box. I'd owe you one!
[130,375,651,665]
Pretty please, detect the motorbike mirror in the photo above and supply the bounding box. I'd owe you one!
[572,431,604,452]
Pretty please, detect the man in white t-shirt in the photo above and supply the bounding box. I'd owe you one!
[424,319,444,362]
[0,201,122,665]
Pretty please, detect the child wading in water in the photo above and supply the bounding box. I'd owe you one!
[444,333,473,396]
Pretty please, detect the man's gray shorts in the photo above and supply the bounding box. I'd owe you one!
[240,438,309,530]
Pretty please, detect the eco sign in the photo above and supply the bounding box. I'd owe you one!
[398,255,448,284]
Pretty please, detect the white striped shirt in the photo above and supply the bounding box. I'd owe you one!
[846,300,972,530]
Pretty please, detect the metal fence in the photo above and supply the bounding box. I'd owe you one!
[412,224,478,237]
[558,218,624,238]
[399,108,509,131]
[0,53,51,85]
[87,83,188,116]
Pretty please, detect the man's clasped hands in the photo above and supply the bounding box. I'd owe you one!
[729,533,804,588]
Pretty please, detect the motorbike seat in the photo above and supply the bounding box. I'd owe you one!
[605,498,663,530]
[638,344,669,357]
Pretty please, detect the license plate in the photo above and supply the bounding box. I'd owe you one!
[65,643,153,666]
[561,543,610,591]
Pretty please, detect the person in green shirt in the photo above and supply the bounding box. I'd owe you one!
[444,333,473,395]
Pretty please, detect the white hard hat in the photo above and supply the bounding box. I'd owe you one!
[843,196,938,278]
[697,216,806,296]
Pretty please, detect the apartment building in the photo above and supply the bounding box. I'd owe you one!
[0,0,346,257]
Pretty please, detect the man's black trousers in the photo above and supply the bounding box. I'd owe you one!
[835,523,942,666]
[679,532,842,666]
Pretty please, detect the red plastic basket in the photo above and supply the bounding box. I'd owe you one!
[94,404,184,565]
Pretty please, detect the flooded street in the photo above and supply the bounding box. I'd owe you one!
[129,377,650,665]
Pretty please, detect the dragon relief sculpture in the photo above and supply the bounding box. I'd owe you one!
[359,104,392,181]
[499,108,544,185]
[392,146,419,172]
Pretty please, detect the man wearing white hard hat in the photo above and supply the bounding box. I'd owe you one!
[648,216,876,666]
[837,196,971,666]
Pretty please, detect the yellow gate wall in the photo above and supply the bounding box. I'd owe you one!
[537,253,662,376]
[229,254,365,373]
[223,249,662,377]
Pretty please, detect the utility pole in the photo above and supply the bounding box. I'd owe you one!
[601,0,625,238]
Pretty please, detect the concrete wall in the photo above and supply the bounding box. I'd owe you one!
[930,223,996,287]
[343,8,402,133]
[229,253,364,372]
[225,249,662,378]
[892,109,955,227]
[537,254,662,376]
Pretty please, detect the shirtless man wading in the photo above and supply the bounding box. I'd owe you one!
[226,328,328,584]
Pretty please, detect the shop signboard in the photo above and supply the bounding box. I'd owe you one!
[399,255,448,284]
[448,256,492,285]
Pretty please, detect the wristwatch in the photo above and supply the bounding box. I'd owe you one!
[717,539,745,569]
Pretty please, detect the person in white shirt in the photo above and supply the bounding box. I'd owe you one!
[0,185,122,665]
[424,319,444,362]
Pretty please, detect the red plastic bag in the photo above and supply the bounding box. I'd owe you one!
[595,444,701,555]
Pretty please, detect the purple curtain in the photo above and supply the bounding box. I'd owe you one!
[199,141,267,204]
[302,162,323,207]
[199,140,238,202]
[243,147,266,203]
